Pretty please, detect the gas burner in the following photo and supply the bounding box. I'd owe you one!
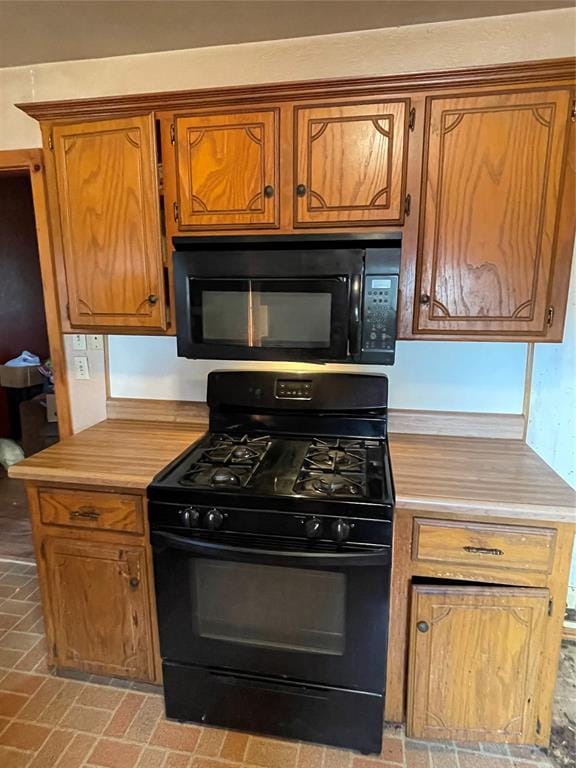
[179,464,253,488]
[295,472,366,498]
[197,433,272,468]
[305,447,365,473]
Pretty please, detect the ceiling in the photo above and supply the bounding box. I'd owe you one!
[0,0,573,68]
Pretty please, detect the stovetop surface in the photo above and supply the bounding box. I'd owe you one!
[149,431,394,514]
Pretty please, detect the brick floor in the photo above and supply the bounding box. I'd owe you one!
[0,559,559,768]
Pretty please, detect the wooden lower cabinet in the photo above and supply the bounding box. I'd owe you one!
[42,536,156,681]
[407,585,550,743]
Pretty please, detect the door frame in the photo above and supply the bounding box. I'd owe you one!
[0,149,72,438]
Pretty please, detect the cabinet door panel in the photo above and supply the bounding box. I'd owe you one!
[407,585,548,743]
[44,537,155,681]
[52,115,166,329]
[294,100,408,226]
[175,109,279,229]
[416,89,571,336]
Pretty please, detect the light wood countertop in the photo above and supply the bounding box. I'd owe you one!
[9,419,576,523]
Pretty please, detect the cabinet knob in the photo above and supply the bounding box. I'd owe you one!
[263,185,274,198]
[419,294,430,305]
[129,577,140,589]
[416,621,429,633]
[147,294,158,305]
[296,184,307,197]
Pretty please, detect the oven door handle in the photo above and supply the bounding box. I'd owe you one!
[151,531,390,567]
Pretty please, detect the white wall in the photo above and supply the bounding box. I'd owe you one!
[0,7,575,433]
[108,336,528,414]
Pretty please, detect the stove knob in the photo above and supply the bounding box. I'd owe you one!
[332,519,351,543]
[180,507,200,528]
[204,508,224,530]
[305,517,323,539]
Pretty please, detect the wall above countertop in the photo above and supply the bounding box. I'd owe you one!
[107,335,528,414]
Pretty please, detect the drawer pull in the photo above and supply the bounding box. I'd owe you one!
[129,577,140,589]
[463,545,504,556]
[416,621,429,633]
[69,506,101,521]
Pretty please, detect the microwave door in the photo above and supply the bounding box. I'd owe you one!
[182,277,351,362]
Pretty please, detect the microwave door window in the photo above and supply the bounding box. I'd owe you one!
[200,282,333,349]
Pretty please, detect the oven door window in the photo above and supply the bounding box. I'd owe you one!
[194,559,345,655]
[188,278,349,357]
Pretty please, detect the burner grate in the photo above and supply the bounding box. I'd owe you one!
[178,433,271,488]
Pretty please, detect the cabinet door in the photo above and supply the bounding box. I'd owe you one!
[407,585,549,744]
[52,115,166,330]
[175,109,279,229]
[416,89,572,337]
[44,537,155,681]
[294,100,408,226]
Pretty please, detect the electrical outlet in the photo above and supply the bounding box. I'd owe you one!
[87,334,104,351]
[72,334,87,351]
[73,356,90,380]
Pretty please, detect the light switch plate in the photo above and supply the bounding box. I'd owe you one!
[87,334,104,350]
[73,356,90,380]
[71,334,87,351]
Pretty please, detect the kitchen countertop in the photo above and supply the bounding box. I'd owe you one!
[9,419,576,524]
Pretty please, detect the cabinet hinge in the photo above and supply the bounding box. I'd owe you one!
[170,123,175,144]
[548,598,553,617]
[48,133,53,151]
[404,194,412,216]
[546,306,555,327]
[65,303,70,321]
[571,99,576,121]
[536,716,542,735]
[173,201,179,222]
[409,107,416,131]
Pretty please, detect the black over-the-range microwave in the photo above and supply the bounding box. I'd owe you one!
[173,234,401,365]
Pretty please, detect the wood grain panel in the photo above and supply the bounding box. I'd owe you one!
[39,487,143,534]
[407,585,549,743]
[413,518,556,574]
[43,536,155,680]
[175,108,279,229]
[52,115,166,329]
[416,88,572,336]
[294,100,408,225]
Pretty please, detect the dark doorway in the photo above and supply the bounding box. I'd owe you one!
[0,170,56,561]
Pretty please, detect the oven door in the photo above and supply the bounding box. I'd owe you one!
[151,530,390,693]
[180,276,352,361]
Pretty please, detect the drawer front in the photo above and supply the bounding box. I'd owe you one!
[413,518,556,574]
[39,489,144,534]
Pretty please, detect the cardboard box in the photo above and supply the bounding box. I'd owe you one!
[45,393,58,422]
[0,365,44,388]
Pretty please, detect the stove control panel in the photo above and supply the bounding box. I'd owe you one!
[275,379,313,400]
[152,502,392,547]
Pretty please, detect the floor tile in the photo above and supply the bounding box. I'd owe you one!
[195,727,226,757]
[0,745,34,768]
[164,752,192,768]
[124,695,164,743]
[0,671,45,696]
[0,632,43,652]
[0,690,28,717]
[55,732,97,768]
[244,735,299,767]
[87,737,143,768]
[324,746,353,767]
[134,746,166,768]
[150,721,202,752]
[0,720,51,750]
[220,731,249,761]
[298,743,325,767]
[104,691,145,738]
[76,685,124,710]
[27,729,75,768]
[59,704,112,734]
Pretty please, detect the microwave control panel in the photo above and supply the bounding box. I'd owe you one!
[362,275,399,363]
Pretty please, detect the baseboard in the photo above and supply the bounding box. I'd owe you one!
[106,398,525,440]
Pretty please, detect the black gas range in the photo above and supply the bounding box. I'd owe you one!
[148,370,394,754]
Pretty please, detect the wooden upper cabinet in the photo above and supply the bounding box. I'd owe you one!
[407,585,549,744]
[43,537,155,681]
[174,108,279,229]
[52,115,167,330]
[416,89,573,337]
[293,100,409,227]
